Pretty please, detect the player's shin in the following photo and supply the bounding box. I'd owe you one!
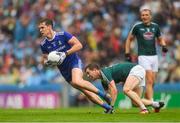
[101,103,112,110]
[97,90,112,105]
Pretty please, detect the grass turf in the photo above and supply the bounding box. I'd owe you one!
[0,107,180,122]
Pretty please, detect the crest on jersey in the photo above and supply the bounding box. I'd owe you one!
[58,40,62,45]
[143,32,154,40]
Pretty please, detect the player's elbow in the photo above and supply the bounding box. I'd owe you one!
[123,87,131,95]
[78,43,83,50]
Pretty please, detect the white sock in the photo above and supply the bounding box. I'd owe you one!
[140,104,147,110]
[152,101,159,108]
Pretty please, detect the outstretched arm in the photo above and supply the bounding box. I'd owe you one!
[107,80,118,106]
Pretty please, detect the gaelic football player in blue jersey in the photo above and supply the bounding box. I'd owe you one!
[38,18,113,113]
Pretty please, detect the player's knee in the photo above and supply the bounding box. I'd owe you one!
[71,79,82,88]
[146,76,154,85]
[123,87,130,94]
[146,79,154,85]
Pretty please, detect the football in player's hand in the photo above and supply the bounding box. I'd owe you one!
[48,51,61,63]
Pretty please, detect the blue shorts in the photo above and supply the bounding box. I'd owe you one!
[58,58,83,82]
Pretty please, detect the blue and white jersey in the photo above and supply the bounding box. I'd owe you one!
[40,31,83,82]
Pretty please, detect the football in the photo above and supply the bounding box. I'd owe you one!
[47,51,60,62]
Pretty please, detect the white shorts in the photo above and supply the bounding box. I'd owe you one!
[138,55,158,72]
[129,65,146,87]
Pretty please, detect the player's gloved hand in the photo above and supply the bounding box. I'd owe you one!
[125,53,131,62]
[44,60,57,67]
[162,46,168,53]
[56,52,67,65]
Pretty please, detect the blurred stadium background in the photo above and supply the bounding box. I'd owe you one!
[0,0,179,109]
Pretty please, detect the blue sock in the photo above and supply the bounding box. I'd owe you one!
[101,103,111,110]
[97,90,106,98]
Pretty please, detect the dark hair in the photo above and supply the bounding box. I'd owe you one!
[84,63,100,72]
[39,18,53,27]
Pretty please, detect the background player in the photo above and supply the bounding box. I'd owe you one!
[38,18,112,113]
[125,7,168,104]
[85,62,164,114]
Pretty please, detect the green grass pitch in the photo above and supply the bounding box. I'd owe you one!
[0,107,180,122]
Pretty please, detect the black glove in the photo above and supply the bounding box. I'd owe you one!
[125,53,131,62]
[162,46,168,53]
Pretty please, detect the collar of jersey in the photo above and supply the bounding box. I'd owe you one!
[46,31,56,42]
[100,70,110,82]
[143,22,152,27]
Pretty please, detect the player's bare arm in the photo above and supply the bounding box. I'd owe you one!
[157,36,166,46]
[125,33,135,61]
[41,54,48,64]
[66,36,83,55]
[125,33,135,54]
[51,36,83,64]
[107,80,117,106]
[157,37,168,53]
